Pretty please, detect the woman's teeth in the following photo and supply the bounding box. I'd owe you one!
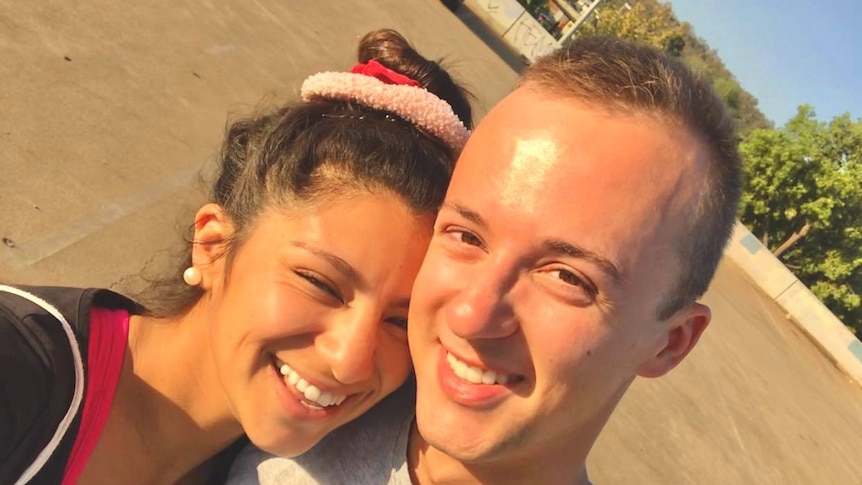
[446,352,510,385]
[279,363,347,408]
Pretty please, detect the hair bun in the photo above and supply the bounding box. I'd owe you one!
[357,29,473,129]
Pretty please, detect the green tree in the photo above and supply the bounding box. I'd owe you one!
[580,0,686,55]
[580,0,772,135]
[739,105,862,333]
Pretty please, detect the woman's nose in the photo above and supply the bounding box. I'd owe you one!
[319,310,378,385]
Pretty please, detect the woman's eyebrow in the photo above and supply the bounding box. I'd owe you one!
[291,241,359,284]
[391,297,411,311]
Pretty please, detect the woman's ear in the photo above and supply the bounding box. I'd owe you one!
[637,302,711,378]
[190,203,234,291]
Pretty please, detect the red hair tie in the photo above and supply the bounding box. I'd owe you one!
[351,59,421,88]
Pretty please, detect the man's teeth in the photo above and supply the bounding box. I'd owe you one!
[446,352,510,385]
[279,363,346,408]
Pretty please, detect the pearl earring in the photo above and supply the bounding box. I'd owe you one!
[183,266,202,286]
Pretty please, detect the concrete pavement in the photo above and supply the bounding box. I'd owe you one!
[0,0,517,286]
[591,259,862,483]
[1,1,860,483]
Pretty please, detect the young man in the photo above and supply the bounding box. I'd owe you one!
[229,35,741,485]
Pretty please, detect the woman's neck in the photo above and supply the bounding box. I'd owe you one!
[79,304,243,485]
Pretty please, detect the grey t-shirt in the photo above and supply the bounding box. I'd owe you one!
[227,383,416,485]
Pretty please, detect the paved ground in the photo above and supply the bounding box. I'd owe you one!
[591,259,862,483]
[1,1,860,483]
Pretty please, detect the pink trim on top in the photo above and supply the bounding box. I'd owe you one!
[61,307,129,485]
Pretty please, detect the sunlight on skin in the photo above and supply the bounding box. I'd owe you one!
[500,137,559,214]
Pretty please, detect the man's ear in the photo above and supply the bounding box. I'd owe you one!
[637,302,711,378]
[190,203,234,291]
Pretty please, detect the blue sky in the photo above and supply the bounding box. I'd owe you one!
[667,0,862,126]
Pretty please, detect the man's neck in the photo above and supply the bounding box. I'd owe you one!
[407,423,590,485]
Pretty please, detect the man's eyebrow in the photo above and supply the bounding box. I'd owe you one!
[441,201,487,228]
[292,242,358,283]
[544,239,622,286]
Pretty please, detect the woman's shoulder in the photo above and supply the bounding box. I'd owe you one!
[1,284,139,315]
[0,284,134,484]
[0,284,100,383]
[0,285,86,483]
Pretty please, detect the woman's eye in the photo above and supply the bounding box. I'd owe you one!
[295,271,343,303]
[459,231,483,247]
[384,316,408,330]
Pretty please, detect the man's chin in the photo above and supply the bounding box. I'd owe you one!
[414,407,510,465]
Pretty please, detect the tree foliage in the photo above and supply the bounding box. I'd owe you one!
[578,0,685,54]
[739,106,862,333]
[578,0,772,135]
[572,0,860,333]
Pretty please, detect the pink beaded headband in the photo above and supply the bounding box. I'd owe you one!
[301,60,471,153]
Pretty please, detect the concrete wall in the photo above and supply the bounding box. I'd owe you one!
[464,0,559,61]
[724,221,862,385]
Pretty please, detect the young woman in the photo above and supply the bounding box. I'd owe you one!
[0,29,472,485]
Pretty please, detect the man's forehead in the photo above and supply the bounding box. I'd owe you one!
[453,93,611,201]
[495,137,561,214]
[458,88,705,194]
[446,86,704,274]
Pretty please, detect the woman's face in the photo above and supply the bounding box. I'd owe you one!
[199,192,432,456]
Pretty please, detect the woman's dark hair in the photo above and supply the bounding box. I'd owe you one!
[134,29,474,317]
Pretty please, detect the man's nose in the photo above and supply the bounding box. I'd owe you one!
[445,266,519,340]
[319,311,378,385]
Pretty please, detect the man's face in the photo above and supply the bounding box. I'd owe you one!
[408,86,711,468]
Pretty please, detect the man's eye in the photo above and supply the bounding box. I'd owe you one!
[295,270,343,303]
[438,226,486,253]
[551,269,583,287]
[549,269,596,296]
[540,268,598,305]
